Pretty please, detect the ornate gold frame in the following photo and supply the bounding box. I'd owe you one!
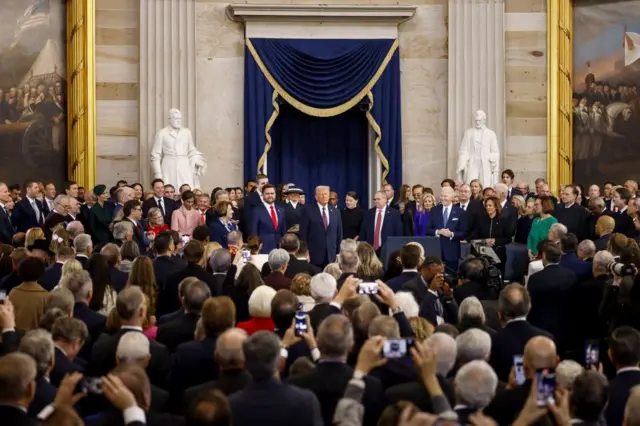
[66,0,96,188]
[547,0,573,192]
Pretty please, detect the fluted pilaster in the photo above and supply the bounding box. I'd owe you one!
[139,0,197,188]
[447,0,505,178]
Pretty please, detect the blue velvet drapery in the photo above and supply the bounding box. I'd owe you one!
[244,38,402,196]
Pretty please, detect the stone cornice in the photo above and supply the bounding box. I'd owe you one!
[226,4,416,24]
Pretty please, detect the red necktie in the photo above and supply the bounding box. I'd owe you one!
[373,209,383,250]
[270,205,278,229]
[201,212,205,224]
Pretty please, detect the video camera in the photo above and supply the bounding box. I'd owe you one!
[608,261,636,278]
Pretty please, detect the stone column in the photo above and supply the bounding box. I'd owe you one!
[447,0,505,180]
[139,0,197,189]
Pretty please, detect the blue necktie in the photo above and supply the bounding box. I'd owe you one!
[443,206,449,225]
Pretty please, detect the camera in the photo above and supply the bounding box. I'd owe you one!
[608,261,636,277]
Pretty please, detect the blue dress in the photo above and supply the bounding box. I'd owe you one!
[413,210,431,236]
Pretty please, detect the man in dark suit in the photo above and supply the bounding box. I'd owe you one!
[241,173,269,233]
[485,335,557,426]
[68,270,106,359]
[0,183,15,244]
[359,191,403,253]
[152,232,186,295]
[50,317,87,387]
[495,183,518,236]
[489,283,553,382]
[299,185,343,267]
[142,178,177,226]
[586,196,612,241]
[594,214,615,252]
[571,251,609,347]
[612,187,638,238]
[283,186,305,230]
[281,234,321,279]
[386,244,421,292]
[100,243,129,292]
[229,331,323,426]
[88,286,170,388]
[156,280,210,353]
[501,169,523,202]
[426,186,467,273]
[123,200,150,253]
[555,185,590,241]
[559,233,593,282]
[249,184,286,254]
[183,328,251,409]
[605,327,640,426]
[39,247,74,291]
[383,183,400,209]
[527,244,577,354]
[159,241,220,316]
[43,195,73,231]
[11,180,45,233]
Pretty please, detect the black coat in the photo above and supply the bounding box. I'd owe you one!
[0,405,35,426]
[11,198,44,233]
[401,276,458,325]
[156,312,200,353]
[152,255,186,295]
[50,346,84,387]
[170,336,219,394]
[308,303,340,332]
[605,369,640,426]
[287,362,384,426]
[184,369,252,408]
[159,263,220,316]
[284,202,304,230]
[386,271,419,293]
[453,279,498,304]
[385,375,454,413]
[0,205,14,245]
[157,308,184,326]
[284,254,321,279]
[28,376,57,418]
[142,196,177,227]
[484,380,554,426]
[613,210,638,238]
[554,203,590,241]
[341,207,364,240]
[39,262,63,291]
[109,266,129,292]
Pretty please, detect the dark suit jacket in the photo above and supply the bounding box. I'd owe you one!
[426,204,467,261]
[142,196,177,227]
[299,204,343,266]
[28,376,57,418]
[44,211,72,232]
[284,202,304,230]
[209,219,235,248]
[159,263,220,316]
[50,346,84,387]
[559,252,593,281]
[157,308,184,326]
[613,210,638,238]
[38,261,63,291]
[385,375,455,413]
[0,405,35,426]
[0,271,20,293]
[264,271,291,291]
[110,266,129,292]
[308,303,339,332]
[250,203,287,254]
[152,255,186,295]
[0,206,14,244]
[453,279,499,304]
[369,358,417,390]
[359,207,404,249]
[501,203,519,237]
[284,255,321,279]
[605,369,640,426]
[595,233,612,252]
[76,255,89,269]
[489,320,553,382]
[241,191,262,232]
[170,336,219,394]
[484,380,546,426]
[11,198,43,233]
[229,378,323,426]
[74,302,106,359]
[184,369,252,408]
[554,203,590,240]
[88,328,170,388]
[287,362,384,426]
[417,288,459,326]
[527,264,577,352]
[386,271,419,292]
[156,312,200,353]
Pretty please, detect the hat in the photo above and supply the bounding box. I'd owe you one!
[284,185,305,195]
[93,184,107,196]
[27,239,55,257]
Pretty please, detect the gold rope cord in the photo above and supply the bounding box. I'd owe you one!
[258,89,280,174]
[365,91,390,185]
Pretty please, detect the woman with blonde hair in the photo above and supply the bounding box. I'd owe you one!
[49,225,70,255]
[200,241,222,272]
[56,259,83,289]
[357,242,384,281]
[146,207,169,236]
[323,263,342,280]
[291,273,315,312]
[413,193,437,236]
[470,179,483,201]
[127,256,158,316]
[25,227,46,248]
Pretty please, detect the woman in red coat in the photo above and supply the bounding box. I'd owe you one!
[236,285,277,335]
[146,207,169,236]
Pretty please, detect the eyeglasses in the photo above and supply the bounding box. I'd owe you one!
[133,207,142,211]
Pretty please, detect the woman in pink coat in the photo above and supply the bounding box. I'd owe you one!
[171,190,201,236]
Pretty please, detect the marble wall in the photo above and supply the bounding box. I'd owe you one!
[95,0,140,185]
[504,0,548,187]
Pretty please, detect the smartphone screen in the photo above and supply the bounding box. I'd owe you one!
[585,340,600,366]
[0,290,6,303]
[382,338,415,359]
[242,249,251,263]
[513,355,525,385]
[358,282,379,295]
[535,368,556,407]
[81,377,103,394]
[294,310,307,337]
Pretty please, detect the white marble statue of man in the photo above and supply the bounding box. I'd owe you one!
[456,110,500,187]
[150,108,207,190]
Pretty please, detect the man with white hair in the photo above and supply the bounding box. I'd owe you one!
[359,190,403,251]
[453,360,498,422]
[66,220,84,240]
[555,359,584,391]
[339,238,358,254]
[548,222,568,244]
[336,249,359,288]
[264,248,291,291]
[308,272,338,331]
[113,220,134,245]
[19,329,56,416]
[456,329,491,365]
[577,239,596,262]
[427,186,468,272]
[457,296,492,333]
[117,332,151,367]
[44,194,72,229]
[299,185,343,267]
[73,233,92,268]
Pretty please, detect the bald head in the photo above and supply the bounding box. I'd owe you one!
[597,215,615,236]
[524,336,557,371]
[215,328,248,368]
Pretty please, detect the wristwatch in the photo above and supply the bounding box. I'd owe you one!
[353,370,366,380]
[392,306,403,315]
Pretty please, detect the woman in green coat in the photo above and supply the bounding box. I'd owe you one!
[89,184,114,246]
[527,195,558,259]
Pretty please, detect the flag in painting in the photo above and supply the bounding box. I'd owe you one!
[11,0,50,47]
[624,32,640,66]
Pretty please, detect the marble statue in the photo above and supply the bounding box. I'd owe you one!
[456,110,500,187]
[150,109,207,190]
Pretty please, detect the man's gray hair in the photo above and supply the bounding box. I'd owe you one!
[454,360,498,409]
[315,185,330,194]
[228,230,243,246]
[317,314,354,358]
[214,190,229,201]
[310,272,337,303]
[426,332,457,376]
[216,328,248,364]
[593,250,614,275]
[340,239,358,253]
[556,360,584,391]
[549,223,568,242]
[116,332,150,363]
[113,220,133,240]
[368,316,400,339]
[589,196,605,209]
[494,183,508,196]
[183,280,211,314]
[338,250,359,272]
[458,296,486,324]
[66,221,85,239]
[74,233,93,254]
[53,194,69,207]
[268,249,290,271]
[116,286,145,321]
[65,270,93,302]
[51,317,88,344]
[578,239,596,259]
[242,330,281,381]
[456,329,492,364]
[209,249,232,273]
[19,329,54,376]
